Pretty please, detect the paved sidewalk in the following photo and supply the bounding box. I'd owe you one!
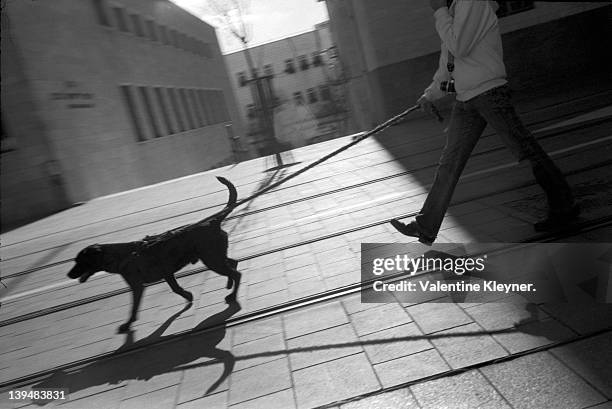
[1,98,611,409]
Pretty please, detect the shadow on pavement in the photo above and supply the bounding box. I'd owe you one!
[32,301,242,404]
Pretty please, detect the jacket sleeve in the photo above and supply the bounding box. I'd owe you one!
[423,47,450,101]
[434,0,497,59]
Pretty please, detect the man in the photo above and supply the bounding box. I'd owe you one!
[390,0,578,244]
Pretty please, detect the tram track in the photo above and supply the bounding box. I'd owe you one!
[1,215,610,390]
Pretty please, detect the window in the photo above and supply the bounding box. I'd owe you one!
[188,89,204,127]
[293,91,304,105]
[168,88,187,132]
[92,0,110,26]
[130,14,145,37]
[158,25,170,45]
[285,59,296,74]
[197,90,212,125]
[154,87,175,134]
[312,52,323,67]
[496,1,534,17]
[264,64,274,77]
[238,72,248,87]
[119,85,146,141]
[113,7,129,32]
[178,89,196,129]
[146,19,159,41]
[139,87,162,137]
[298,55,309,71]
[319,84,331,101]
[307,88,318,104]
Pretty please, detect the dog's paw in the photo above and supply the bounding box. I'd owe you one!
[225,293,237,303]
[117,323,131,333]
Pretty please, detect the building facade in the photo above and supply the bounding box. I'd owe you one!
[1,0,245,228]
[323,0,612,128]
[224,22,357,153]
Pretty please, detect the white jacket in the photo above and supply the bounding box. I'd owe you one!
[424,0,507,102]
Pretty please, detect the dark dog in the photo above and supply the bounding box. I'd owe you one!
[67,177,241,333]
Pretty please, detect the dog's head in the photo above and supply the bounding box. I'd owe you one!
[67,245,105,283]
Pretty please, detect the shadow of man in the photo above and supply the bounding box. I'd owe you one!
[32,301,241,405]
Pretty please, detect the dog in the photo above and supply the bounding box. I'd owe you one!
[67,177,241,333]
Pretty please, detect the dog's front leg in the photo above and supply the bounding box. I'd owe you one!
[165,275,193,303]
[118,284,143,334]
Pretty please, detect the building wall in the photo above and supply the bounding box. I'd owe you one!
[325,0,611,125]
[224,23,354,151]
[1,0,244,227]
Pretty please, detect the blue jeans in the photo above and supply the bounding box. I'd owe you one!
[415,85,574,239]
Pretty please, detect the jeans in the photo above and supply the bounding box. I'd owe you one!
[415,85,574,239]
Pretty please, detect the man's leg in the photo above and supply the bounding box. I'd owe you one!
[391,101,487,243]
[473,86,577,230]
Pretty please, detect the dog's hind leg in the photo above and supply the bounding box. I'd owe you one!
[224,258,238,289]
[165,275,194,303]
[118,284,143,333]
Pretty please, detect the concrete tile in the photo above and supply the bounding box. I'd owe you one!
[57,386,125,409]
[411,370,510,409]
[245,290,289,313]
[340,388,419,409]
[361,323,432,364]
[288,324,362,370]
[539,304,612,335]
[232,333,286,371]
[288,277,326,299]
[374,349,450,389]
[232,316,283,346]
[230,389,295,409]
[465,298,550,331]
[350,303,412,336]
[118,385,178,409]
[247,278,288,299]
[550,332,612,398]
[228,358,291,405]
[431,323,508,369]
[482,352,606,409]
[492,318,575,354]
[284,254,314,271]
[342,293,384,315]
[407,300,473,334]
[177,359,231,403]
[293,353,380,409]
[324,271,360,290]
[176,391,226,409]
[284,264,321,283]
[284,302,349,339]
[320,258,357,278]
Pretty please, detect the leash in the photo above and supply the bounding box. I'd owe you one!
[232,103,442,208]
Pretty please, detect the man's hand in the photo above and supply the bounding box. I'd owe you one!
[417,95,435,115]
[429,0,447,11]
[417,95,444,122]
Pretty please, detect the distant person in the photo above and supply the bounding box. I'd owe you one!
[390,0,578,244]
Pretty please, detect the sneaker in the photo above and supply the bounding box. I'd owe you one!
[533,204,580,232]
[389,219,435,245]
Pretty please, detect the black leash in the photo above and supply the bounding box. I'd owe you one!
[232,103,442,208]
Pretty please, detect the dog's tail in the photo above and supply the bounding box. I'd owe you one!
[213,176,237,222]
